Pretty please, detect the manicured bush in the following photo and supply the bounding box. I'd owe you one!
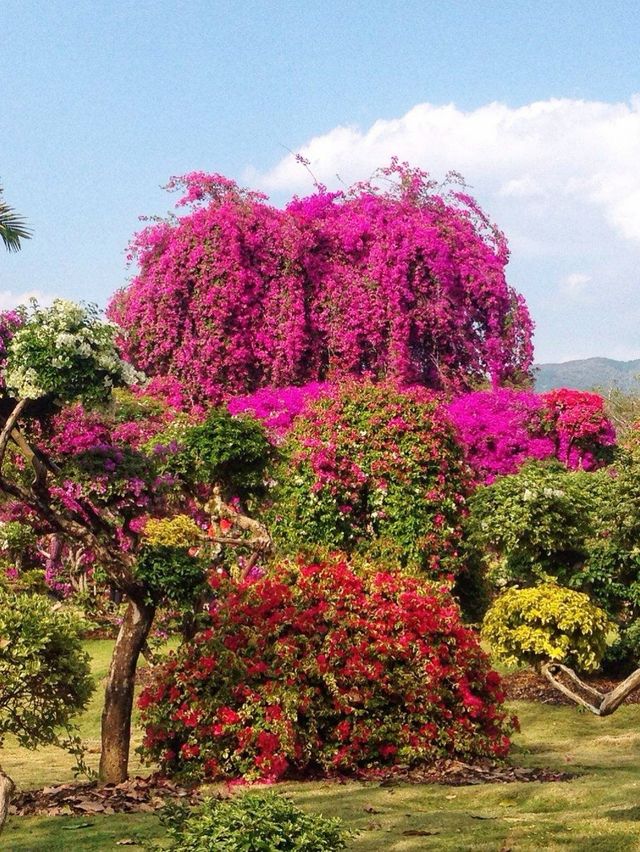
[267,381,470,575]
[482,583,614,672]
[0,591,94,748]
[139,559,514,782]
[166,407,272,498]
[158,791,351,851]
[465,461,600,588]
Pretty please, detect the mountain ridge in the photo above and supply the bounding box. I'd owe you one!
[534,357,640,392]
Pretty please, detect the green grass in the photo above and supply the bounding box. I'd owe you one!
[4,642,640,850]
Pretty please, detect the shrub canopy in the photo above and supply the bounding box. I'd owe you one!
[139,559,515,782]
[267,381,470,575]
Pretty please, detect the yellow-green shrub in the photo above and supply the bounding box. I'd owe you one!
[482,583,614,672]
[142,515,201,548]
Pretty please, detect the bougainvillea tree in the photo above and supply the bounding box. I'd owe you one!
[139,559,515,782]
[0,300,272,783]
[267,380,470,575]
[109,161,534,401]
[448,387,615,483]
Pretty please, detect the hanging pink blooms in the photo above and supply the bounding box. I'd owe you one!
[109,161,534,402]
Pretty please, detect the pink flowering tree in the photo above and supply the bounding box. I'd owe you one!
[109,161,534,401]
[0,301,272,784]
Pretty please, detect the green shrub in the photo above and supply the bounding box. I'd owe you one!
[267,381,469,575]
[482,582,614,672]
[0,591,94,748]
[466,461,602,588]
[169,408,271,499]
[158,791,351,851]
[601,619,640,677]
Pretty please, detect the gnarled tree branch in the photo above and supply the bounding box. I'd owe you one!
[542,662,640,716]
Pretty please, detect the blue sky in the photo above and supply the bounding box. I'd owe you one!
[2,0,640,363]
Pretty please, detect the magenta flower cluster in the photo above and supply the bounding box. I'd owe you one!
[109,161,534,402]
[227,382,330,440]
[448,387,615,483]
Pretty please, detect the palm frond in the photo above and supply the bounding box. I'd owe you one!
[0,184,32,252]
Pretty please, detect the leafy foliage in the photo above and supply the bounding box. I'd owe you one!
[0,591,94,748]
[0,184,31,253]
[135,546,205,607]
[482,583,614,672]
[170,408,271,499]
[268,381,469,574]
[139,559,514,782]
[157,792,351,852]
[465,462,600,588]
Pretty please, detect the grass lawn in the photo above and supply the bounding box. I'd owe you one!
[4,642,640,850]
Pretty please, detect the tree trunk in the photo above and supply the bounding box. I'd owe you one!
[99,595,155,783]
[0,762,14,834]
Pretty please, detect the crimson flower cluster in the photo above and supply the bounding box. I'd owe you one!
[138,559,515,782]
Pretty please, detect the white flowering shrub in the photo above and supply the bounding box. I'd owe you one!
[4,300,144,405]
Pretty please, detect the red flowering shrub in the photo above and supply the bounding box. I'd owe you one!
[138,560,515,782]
[267,381,470,575]
[541,388,616,470]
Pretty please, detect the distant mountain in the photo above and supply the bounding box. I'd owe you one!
[534,358,640,393]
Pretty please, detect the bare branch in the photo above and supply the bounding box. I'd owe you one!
[543,662,640,717]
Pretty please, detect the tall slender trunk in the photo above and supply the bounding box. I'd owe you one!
[99,595,155,783]
[0,762,14,834]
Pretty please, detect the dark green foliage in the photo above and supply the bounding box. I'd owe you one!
[172,408,271,498]
[465,461,600,588]
[157,792,351,852]
[135,546,205,607]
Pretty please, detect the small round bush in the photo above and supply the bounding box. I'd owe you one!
[159,791,350,851]
[139,559,514,782]
[482,583,614,672]
[169,408,272,499]
[0,591,94,747]
[268,381,470,575]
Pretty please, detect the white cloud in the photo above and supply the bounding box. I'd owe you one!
[560,272,591,297]
[0,290,54,311]
[250,97,640,363]
[256,97,640,248]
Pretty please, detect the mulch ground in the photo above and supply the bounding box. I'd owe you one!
[9,775,201,817]
[9,760,574,818]
[502,669,640,706]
